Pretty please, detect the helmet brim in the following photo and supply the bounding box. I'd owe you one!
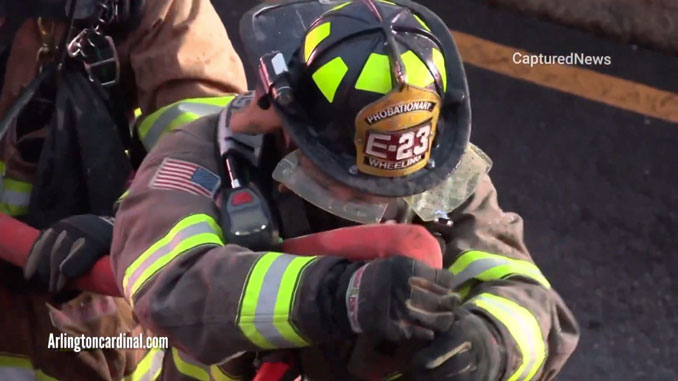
[240,0,341,68]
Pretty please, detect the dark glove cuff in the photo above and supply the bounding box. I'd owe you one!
[329,260,366,338]
[55,215,114,249]
[469,310,508,381]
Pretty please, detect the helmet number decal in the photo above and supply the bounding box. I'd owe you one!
[396,132,414,161]
[412,124,432,157]
[364,122,432,171]
[355,85,441,177]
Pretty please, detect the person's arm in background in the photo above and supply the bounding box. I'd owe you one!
[117,0,248,151]
[19,2,247,379]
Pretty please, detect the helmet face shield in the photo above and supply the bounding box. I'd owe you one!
[273,144,492,224]
[405,143,493,221]
[273,150,393,224]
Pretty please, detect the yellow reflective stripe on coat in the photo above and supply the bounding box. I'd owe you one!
[118,189,131,202]
[171,348,239,381]
[210,365,239,381]
[0,176,33,216]
[0,353,58,381]
[448,250,551,290]
[237,252,317,349]
[114,189,131,210]
[123,348,165,381]
[123,214,224,302]
[470,293,546,381]
[137,96,236,151]
[172,348,209,381]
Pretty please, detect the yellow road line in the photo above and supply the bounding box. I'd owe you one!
[453,30,678,123]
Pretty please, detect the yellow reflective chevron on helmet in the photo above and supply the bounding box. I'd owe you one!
[432,48,447,92]
[355,53,392,94]
[304,22,331,62]
[330,1,351,12]
[414,14,431,32]
[312,56,349,103]
[401,50,435,88]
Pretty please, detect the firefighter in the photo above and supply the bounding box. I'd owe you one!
[0,0,246,379]
[81,0,580,379]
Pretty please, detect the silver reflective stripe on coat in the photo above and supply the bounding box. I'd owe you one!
[123,348,165,381]
[237,253,317,349]
[123,214,223,301]
[137,96,235,151]
[448,251,551,290]
[0,354,58,381]
[1,188,30,208]
[142,102,222,150]
[0,168,33,216]
[253,254,305,348]
[0,368,35,381]
[470,293,546,381]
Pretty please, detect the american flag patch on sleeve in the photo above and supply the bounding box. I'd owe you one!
[150,158,221,198]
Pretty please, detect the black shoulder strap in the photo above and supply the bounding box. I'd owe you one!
[0,0,72,21]
[0,0,144,27]
[0,16,24,53]
[0,17,25,94]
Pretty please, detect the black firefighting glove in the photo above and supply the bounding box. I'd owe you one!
[24,214,114,296]
[412,307,505,381]
[338,255,461,342]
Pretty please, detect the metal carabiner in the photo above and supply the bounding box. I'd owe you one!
[67,28,90,59]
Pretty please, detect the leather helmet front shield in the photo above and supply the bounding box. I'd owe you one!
[354,85,441,178]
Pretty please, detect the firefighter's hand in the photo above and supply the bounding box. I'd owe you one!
[24,215,114,295]
[412,307,505,381]
[342,256,461,342]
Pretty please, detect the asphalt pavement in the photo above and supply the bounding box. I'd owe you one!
[215,1,678,379]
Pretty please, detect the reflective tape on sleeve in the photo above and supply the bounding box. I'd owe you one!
[171,348,240,381]
[237,253,317,349]
[210,365,239,381]
[118,189,130,202]
[448,250,551,290]
[123,214,224,302]
[137,96,235,150]
[0,354,58,381]
[123,348,165,381]
[470,293,546,381]
[172,348,209,381]
[0,177,33,216]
